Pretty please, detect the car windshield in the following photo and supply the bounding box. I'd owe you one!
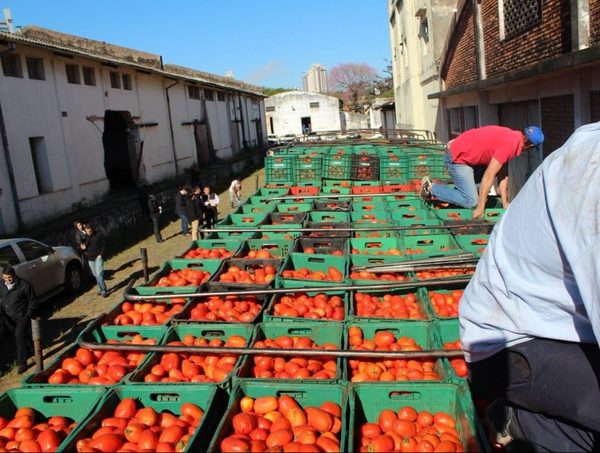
[18,240,50,261]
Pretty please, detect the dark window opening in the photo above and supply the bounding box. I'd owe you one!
[204,89,214,101]
[110,71,121,89]
[2,54,23,78]
[122,73,132,90]
[29,136,53,194]
[188,86,201,99]
[217,92,225,102]
[26,57,45,80]
[66,64,80,84]
[83,67,96,86]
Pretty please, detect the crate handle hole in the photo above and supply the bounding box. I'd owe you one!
[150,393,181,402]
[277,390,306,399]
[389,391,421,400]
[200,330,226,337]
[288,328,311,335]
[43,396,74,404]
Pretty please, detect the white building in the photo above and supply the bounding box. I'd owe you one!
[367,98,397,130]
[0,26,266,235]
[302,64,328,94]
[388,0,455,135]
[265,91,350,137]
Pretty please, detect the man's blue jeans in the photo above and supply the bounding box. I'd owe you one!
[431,152,479,208]
[178,214,189,235]
[88,256,107,295]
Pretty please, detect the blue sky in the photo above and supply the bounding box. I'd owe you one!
[4,1,391,89]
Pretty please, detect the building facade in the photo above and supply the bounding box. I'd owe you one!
[265,91,345,137]
[302,64,328,94]
[0,26,266,235]
[388,0,456,134]
[432,0,600,197]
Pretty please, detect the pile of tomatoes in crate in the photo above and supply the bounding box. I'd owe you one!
[185,296,263,322]
[0,409,76,452]
[154,268,211,287]
[220,395,342,453]
[110,300,186,326]
[218,264,278,285]
[271,293,345,320]
[354,292,425,320]
[74,398,204,453]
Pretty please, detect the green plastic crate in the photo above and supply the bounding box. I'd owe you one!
[85,304,174,339]
[350,288,432,323]
[265,290,348,323]
[135,259,223,296]
[344,321,446,383]
[308,211,351,223]
[0,387,105,453]
[350,210,391,223]
[385,199,427,211]
[322,179,352,187]
[323,154,352,179]
[436,208,505,223]
[349,384,487,452]
[236,322,344,383]
[235,203,276,215]
[274,202,313,212]
[178,239,243,260]
[247,195,279,205]
[391,209,438,224]
[216,213,268,228]
[23,325,167,387]
[349,255,415,286]
[259,231,302,240]
[257,187,289,197]
[305,221,353,238]
[408,154,449,179]
[380,155,408,181]
[401,234,462,258]
[171,294,269,325]
[277,253,348,288]
[237,239,295,259]
[398,218,450,236]
[61,384,223,453]
[266,155,295,182]
[294,156,322,182]
[352,180,382,187]
[420,287,466,320]
[205,230,259,240]
[350,201,388,212]
[433,319,467,384]
[350,237,403,256]
[353,223,400,239]
[208,382,349,452]
[126,324,254,387]
[454,234,490,256]
[210,258,282,291]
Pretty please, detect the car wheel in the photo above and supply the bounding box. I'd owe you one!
[64,262,83,293]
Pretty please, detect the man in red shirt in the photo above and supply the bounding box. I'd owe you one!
[421,125,544,218]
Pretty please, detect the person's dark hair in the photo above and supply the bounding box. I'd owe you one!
[73,220,84,229]
[2,266,16,277]
[83,223,93,231]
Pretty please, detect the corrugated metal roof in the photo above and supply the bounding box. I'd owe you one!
[0,26,265,97]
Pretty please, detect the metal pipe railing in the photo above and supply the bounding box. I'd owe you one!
[122,277,473,301]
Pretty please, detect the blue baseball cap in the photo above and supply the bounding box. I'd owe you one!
[524,126,544,146]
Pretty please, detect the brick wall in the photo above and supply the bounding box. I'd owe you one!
[443,6,478,89]
[540,94,574,157]
[591,0,600,45]
[591,91,600,123]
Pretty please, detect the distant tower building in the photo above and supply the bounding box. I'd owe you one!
[303,64,328,94]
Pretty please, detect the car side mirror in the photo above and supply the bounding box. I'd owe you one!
[46,247,55,255]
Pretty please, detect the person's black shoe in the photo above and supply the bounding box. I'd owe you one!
[157,239,163,243]
[101,292,108,298]
[486,399,527,451]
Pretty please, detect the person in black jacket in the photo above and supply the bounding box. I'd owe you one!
[0,267,36,373]
[147,194,163,243]
[80,224,108,297]
[174,185,190,236]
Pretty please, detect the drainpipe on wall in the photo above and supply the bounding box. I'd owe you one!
[0,99,23,230]
[473,0,487,81]
[165,80,180,177]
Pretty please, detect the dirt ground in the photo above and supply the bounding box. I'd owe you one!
[0,168,265,392]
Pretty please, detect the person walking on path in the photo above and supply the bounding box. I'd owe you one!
[174,184,190,236]
[228,179,242,208]
[459,122,600,451]
[202,186,219,229]
[0,267,36,373]
[188,186,205,241]
[81,224,108,297]
[420,125,544,218]
[147,194,163,243]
